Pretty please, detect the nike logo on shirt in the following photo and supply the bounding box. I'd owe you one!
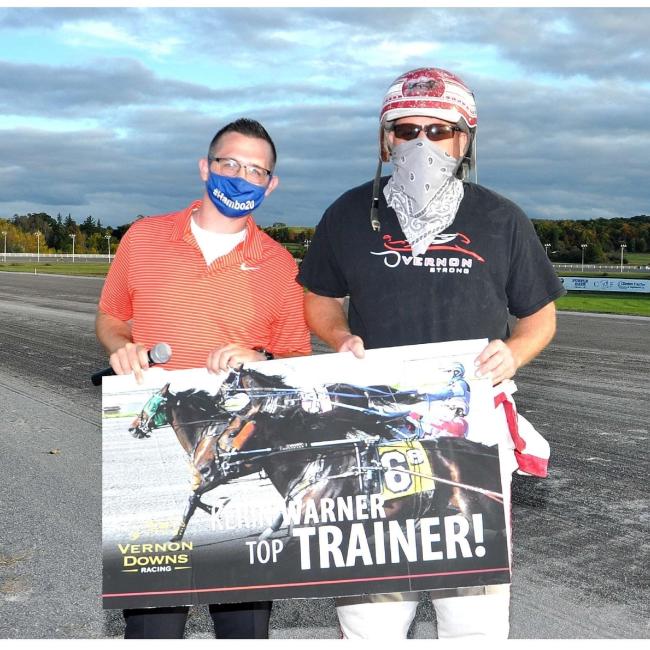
[240,262,260,271]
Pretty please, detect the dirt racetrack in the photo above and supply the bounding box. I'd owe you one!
[0,272,647,638]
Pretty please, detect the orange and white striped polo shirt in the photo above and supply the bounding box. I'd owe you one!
[99,201,311,370]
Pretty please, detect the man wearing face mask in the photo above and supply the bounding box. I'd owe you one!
[96,118,310,638]
[298,68,565,638]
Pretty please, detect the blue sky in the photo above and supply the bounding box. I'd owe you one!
[1,5,649,227]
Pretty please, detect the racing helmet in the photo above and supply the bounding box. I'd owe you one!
[379,67,477,165]
[370,67,478,231]
[449,362,465,379]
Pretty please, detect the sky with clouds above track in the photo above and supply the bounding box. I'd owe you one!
[1,4,649,228]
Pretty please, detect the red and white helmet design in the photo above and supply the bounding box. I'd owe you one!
[381,67,477,128]
[379,67,477,162]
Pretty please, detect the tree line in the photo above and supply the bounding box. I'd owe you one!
[0,212,130,255]
[531,216,649,263]
[1,211,647,263]
[0,213,315,257]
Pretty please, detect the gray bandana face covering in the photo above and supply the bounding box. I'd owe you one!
[384,139,464,256]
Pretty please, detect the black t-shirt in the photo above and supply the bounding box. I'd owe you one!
[298,178,565,349]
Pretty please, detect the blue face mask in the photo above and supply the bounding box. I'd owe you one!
[205,172,267,218]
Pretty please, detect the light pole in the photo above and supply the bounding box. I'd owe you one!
[35,231,41,264]
[620,243,627,273]
[544,243,551,257]
[581,243,587,272]
[105,234,111,263]
[2,231,6,263]
[70,233,76,263]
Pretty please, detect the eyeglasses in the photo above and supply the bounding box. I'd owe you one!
[390,123,465,142]
[208,156,272,186]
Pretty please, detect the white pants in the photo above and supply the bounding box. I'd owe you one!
[336,584,510,639]
[336,457,514,639]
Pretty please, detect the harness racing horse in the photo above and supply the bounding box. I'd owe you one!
[129,382,235,541]
[129,369,505,543]
[208,368,506,542]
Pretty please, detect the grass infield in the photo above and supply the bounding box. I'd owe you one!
[556,292,650,317]
[625,252,650,266]
[0,261,111,276]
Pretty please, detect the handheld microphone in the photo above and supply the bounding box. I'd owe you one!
[91,342,172,386]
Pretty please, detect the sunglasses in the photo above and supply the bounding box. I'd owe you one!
[390,123,464,142]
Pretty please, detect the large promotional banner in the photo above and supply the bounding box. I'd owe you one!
[560,276,650,293]
[102,339,510,609]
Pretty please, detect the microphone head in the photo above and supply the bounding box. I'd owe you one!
[149,342,172,364]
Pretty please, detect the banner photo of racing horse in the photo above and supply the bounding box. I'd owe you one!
[102,339,510,609]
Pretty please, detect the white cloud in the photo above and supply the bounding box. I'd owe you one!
[60,19,182,58]
[351,38,442,68]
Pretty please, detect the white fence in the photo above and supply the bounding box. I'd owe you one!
[552,263,650,272]
[0,253,112,263]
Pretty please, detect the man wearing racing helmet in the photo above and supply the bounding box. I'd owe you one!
[298,67,565,638]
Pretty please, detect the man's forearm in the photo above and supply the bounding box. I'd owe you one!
[507,301,557,369]
[95,309,133,355]
[304,291,352,351]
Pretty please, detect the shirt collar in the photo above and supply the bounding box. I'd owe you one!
[171,200,265,262]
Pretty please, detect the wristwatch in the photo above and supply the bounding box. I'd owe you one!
[253,347,275,361]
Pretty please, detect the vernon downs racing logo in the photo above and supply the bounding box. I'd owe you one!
[372,233,485,274]
[118,541,192,574]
